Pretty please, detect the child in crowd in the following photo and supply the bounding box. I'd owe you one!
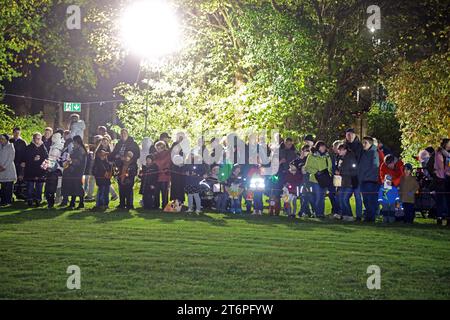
[248,163,265,215]
[284,164,303,218]
[378,175,400,223]
[117,151,137,210]
[184,153,207,214]
[139,155,158,210]
[399,163,419,223]
[83,144,95,202]
[92,149,112,209]
[226,165,244,214]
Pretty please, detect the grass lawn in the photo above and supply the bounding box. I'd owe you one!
[0,193,449,300]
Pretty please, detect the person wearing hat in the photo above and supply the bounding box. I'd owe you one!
[0,134,17,206]
[379,154,404,187]
[378,174,400,223]
[399,163,419,223]
[303,134,315,148]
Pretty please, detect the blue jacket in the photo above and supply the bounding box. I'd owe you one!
[378,186,399,206]
[358,145,379,183]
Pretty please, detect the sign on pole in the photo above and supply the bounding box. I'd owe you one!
[64,102,81,112]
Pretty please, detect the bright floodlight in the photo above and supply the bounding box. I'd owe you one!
[121,0,181,59]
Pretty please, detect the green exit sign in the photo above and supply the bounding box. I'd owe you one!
[64,102,81,112]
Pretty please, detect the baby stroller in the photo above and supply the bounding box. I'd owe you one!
[199,177,224,210]
[414,167,436,218]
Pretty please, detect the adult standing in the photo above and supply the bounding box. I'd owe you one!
[304,141,332,218]
[42,127,53,152]
[344,128,363,221]
[23,132,48,206]
[109,128,140,209]
[335,144,358,221]
[9,127,27,199]
[358,136,380,222]
[61,135,87,209]
[153,141,171,209]
[433,138,450,226]
[0,134,17,206]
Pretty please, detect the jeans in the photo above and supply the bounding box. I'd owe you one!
[253,191,263,211]
[83,175,95,198]
[230,198,242,213]
[328,186,340,214]
[26,181,44,202]
[187,193,201,211]
[0,182,14,205]
[311,182,326,217]
[216,192,229,212]
[299,182,313,216]
[360,182,380,221]
[353,185,363,218]
[96,184,110,207]
[403,202,415,223]
[338,187,353,217]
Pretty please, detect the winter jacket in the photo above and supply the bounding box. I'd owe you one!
[154,149,171,182]
[345,136,363,161]
[337,151,358,188]
[379,158,404,187]
[23,142,48,181]
[304,152,332,185]
[109,136,140,167]
[399,175,419,204]
[284,170,303,194]
[0,142,17,182]
[434,149,450,179]
[280,146,297,170]
[378,186,400,206]
[92,157,112,186]
[139,164,158,194]
[358,145,379,184]
[184,163,207,186]
[9,137,27,167]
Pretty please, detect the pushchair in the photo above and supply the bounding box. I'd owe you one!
[414,167,437,219]
[199,177,225,210]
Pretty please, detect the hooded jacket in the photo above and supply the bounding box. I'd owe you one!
[304,151,332,185]
[0,142,17,182]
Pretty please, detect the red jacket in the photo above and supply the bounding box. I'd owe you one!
[284,170,303,194]
[379,159,404,187]
[154,150,171,182]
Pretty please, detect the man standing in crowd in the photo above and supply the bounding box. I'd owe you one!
[42,127,53,152]
[109,128,140,209]
[344,128,363,221]
[358,136,380,222]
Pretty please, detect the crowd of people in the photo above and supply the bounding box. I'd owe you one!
[0,113,449,226]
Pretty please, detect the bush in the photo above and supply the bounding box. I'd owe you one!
[0,104,47,143]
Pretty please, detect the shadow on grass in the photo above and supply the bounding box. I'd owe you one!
[134,208,228,227]
[67,208,134,223]
[0,203,66,224]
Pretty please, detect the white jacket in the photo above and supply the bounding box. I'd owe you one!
[0,142,17,182]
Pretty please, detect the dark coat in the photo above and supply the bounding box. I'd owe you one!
[9,137,27,167]
[345,136,363,162]
[61,146,87,197]
[358,144,379,184]
[109,136,140,167]
[139,164,158,194]
[92,157,112,186]
[337,151,358,188]
[23,143,48,182]
[170,163,186,201]
[184,163,207,186]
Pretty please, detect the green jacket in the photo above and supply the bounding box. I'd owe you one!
[304,152,332,184]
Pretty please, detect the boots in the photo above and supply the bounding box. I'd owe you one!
[77,197,84,210]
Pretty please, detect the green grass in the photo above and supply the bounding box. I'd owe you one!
[0,194,449,300]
